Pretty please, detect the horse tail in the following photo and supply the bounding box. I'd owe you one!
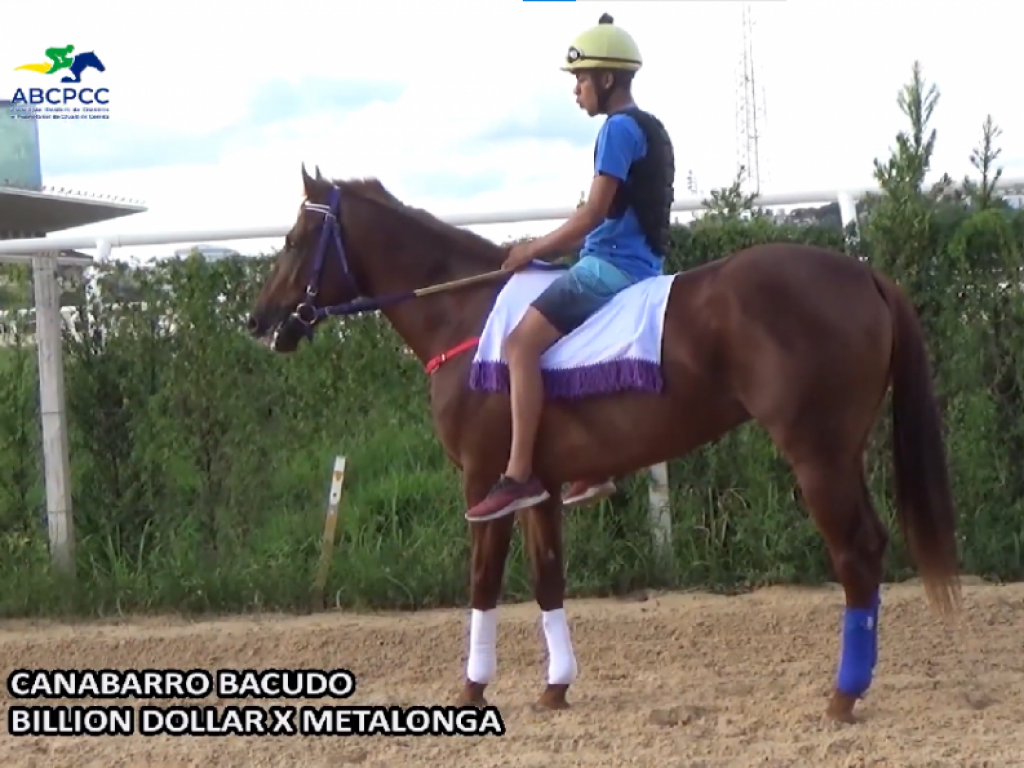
[873,272,961,616]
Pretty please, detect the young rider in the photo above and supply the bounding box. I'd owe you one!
[466,14,676,522]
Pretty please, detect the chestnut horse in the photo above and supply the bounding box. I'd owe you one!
[247,167,960,723]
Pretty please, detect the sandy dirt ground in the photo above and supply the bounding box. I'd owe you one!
[1,580,1021,768]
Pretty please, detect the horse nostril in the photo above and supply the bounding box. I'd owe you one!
[246,315,260,334]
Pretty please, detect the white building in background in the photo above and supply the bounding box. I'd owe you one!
[173,244,242,260]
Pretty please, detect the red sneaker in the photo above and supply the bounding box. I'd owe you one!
[562,478,617,509]
[465,475,550,523]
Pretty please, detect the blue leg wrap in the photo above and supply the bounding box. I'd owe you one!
[836,589,880,698]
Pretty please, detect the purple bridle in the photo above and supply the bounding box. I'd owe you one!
[289,185,415,328]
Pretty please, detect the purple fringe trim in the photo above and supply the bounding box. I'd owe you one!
[468,358,664,401]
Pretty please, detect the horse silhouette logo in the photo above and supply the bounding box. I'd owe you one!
[14,46,105,83]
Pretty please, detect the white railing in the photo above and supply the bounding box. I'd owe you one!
[8,180,1024,258]
[5,176,1023,577]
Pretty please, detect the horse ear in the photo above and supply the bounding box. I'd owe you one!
[314,165,324,181]
[301,163,315,196]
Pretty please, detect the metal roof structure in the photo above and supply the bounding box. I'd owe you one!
[2,99,146,238]
[0,183,147,236]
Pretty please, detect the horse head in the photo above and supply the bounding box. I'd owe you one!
[247,163,506,354]
[247,164,366,352]
[77,52,105,72]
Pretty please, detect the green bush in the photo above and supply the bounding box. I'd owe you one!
[0,62,1021,617]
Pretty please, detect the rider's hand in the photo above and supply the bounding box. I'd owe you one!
[502,241,538,272]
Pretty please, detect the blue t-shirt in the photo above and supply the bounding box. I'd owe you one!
[581,108,663,280]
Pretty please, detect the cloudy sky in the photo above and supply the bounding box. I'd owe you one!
[3,0,1023,260]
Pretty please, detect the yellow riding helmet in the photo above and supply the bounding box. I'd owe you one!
[561,14,642,73]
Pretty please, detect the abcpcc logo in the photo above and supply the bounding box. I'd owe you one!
[12,45,108,108]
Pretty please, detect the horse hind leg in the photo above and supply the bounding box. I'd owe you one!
[522,493,575,710]
[793,458,888,723]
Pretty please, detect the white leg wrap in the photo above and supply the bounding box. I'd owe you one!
[467,608,497,684]
[542,608,578,685]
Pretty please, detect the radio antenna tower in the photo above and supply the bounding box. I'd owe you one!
[735,3,767,194]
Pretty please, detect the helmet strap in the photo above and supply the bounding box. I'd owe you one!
[590,69,622,113]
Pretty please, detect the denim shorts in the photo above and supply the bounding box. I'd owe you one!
[531,255,641,335]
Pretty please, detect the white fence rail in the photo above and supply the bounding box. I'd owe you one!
[2,179,1019,258]
[4,176,1023,576]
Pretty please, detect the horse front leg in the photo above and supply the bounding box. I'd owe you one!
[522,493,575,709]
[457,473,516,707]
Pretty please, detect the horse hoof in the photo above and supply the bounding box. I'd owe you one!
[533,683,570,711]
[457,681,488,707]
[825,691,858,724]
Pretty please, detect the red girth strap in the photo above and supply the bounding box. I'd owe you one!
[424,337,481,375]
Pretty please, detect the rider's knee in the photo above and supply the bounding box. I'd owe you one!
[503,331,526,363]
[504,325,539,363]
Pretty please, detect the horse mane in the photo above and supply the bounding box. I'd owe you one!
[329,177,506,266]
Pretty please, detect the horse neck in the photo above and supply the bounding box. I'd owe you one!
[382,284,496,368]
[351,213,501,366]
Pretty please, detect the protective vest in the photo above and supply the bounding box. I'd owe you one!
[597,107,675,257]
